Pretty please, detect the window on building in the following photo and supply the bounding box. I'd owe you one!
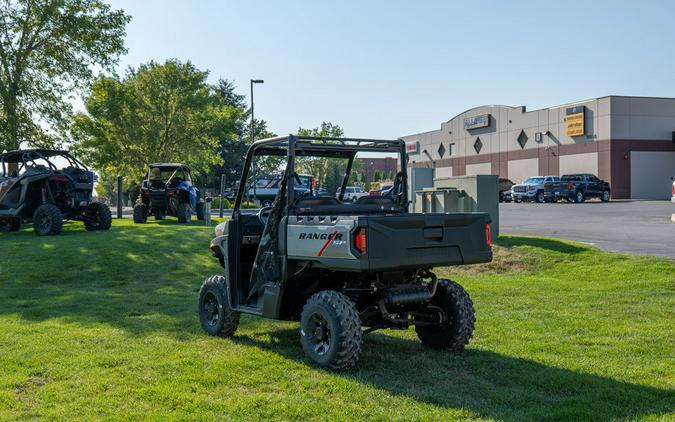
[448,143,454,156]
[473,137,483,154]
[517,130,528,149]
[437,143,446,159]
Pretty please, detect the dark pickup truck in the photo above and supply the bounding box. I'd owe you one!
[546,173,611,203]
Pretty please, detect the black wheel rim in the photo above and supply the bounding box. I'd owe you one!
[89,208,100,227]
[305,312,331,356]
[38,212,51,231]
[203,292,220,327]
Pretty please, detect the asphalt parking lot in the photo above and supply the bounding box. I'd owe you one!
[500,200,675,258]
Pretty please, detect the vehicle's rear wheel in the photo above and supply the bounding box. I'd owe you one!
[416,280,475,351]
[574,190,585,203]
[536,191,545,203]
[196,202,205,220]
[300,290,363,371]
[33,204,63,236]
[601,190,610,202]
[177,202,191,223]
[198,275,239,337]
[133,203,148,223]
[84,202,112,231]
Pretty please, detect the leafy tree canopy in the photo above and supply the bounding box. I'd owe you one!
[71,59,245,189]
[0,0,130,151]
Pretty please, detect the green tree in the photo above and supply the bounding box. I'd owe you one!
[0,0,130,151]
[71,59,243,190]
[373,170,382,182]
[296,122,344,189]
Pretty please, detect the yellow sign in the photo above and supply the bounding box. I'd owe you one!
[565,111,585,136]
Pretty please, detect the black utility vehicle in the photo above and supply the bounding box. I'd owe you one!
[134,163,204,223]
[550,173,611,203]
[0,149,111,235]
[198,135,492,370]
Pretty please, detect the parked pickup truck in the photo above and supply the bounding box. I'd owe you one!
[336,185,369,202]
[511,176,559,203]
[548,173,611,203]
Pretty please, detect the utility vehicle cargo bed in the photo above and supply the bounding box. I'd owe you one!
[361,213,492,271]
[285,212,492,272]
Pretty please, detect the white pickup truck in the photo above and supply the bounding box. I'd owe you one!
[336,186,369,202]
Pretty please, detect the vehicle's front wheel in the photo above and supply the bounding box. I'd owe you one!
[601,190,610,202]
[177,202,191,223]
[84,202,112,231]
[0,218,21,232]
[416,280,475,351]
[33,204,63,236]
[300,290,363,371]
[198,275,239,337]
[133,203,148,223]
[574,190,585,203]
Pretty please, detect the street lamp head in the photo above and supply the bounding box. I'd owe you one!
[251,79,264,84]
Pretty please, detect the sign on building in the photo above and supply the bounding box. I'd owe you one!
[565,106,585,137]
[405,141,419,154]
[463,114,490,130]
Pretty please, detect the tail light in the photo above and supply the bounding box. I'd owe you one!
[354,228,367,254]
[672,183,675,195]
[485,223,491,247]
[568,182,573,189]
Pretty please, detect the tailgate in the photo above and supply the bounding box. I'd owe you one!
[361,213,492,271]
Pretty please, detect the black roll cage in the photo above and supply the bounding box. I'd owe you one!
[0,149,88,177]
[232,135,407,218]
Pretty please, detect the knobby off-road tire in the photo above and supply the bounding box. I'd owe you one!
[198,275,240,337]
[133,204,148,223]
[416,280,475,351]
[177,202,191,223]
[33,204,63,236]
[84,202,112,231]
[196,202,205,220]
[300,290,363,371]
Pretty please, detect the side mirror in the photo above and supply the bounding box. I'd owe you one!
[141,180,148,188]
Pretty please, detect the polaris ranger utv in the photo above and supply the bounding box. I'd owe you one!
[198,135,492,370]
[0,149,111,235]
[133,163,205,223]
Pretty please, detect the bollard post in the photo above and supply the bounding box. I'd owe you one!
[219,174,226,218]
[116,175,123,219]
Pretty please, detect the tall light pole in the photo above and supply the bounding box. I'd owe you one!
[250,79,264,203]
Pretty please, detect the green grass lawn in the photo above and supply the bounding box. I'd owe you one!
[0,219,673,421]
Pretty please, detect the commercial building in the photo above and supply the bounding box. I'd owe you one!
[401,96,675,199]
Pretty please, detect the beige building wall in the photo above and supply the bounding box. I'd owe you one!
[559,152,598,175]
[465,162,491,176]
[507,158,538,184]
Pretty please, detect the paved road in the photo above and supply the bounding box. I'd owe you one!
[500,200,675,258]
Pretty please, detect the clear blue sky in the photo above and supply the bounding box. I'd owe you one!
[107,0,675,139]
